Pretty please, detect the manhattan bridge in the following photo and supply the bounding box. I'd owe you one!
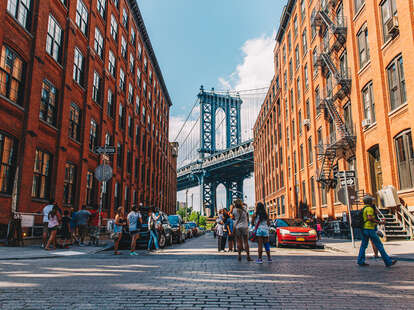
[175,86,267,217]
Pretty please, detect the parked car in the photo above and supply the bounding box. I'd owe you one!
[168,215,186,243]
[272,218,317,248]
[187,222,198,237]
[184,223,193,239]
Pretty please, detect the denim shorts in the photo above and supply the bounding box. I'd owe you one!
[256,227,269,237]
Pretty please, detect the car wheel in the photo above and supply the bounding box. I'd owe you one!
[159,233,166,248]
[169,234,173,246]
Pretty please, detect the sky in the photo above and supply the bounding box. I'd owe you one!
[138,0,286,211]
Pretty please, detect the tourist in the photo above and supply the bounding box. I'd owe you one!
[216,209,225,252]
[251,202,272,263]
[357,195,397,267]
[69,207,79,245]
[225,208,235,252]
[113,207,126,255]
[41,200,55,247]
[147,208,159,251]
[61,210,71,248]
[316,221,322,241]
[127,205,142,256]
[230,199,252,261]
[77,205,91,246]
[88,205,101,246]
[45,205,60,250]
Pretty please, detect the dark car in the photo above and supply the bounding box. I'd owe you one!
[168,215,186,243]
[119,207,173,249]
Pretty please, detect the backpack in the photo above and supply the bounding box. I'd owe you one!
[350,206,367,229]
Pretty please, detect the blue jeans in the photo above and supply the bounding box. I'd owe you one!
[357,229,392,266]
[148,229,159,250]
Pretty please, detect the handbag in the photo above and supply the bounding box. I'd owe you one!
[111,232,120,240]
[249,219,261,243]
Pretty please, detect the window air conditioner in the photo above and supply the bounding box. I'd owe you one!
[362,118,371,128]
[386,16,399,37]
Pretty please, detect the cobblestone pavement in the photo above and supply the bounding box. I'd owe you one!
[0,234,413,309]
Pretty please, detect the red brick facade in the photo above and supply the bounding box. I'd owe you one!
[254,0,414,220]
[0,0,177,226]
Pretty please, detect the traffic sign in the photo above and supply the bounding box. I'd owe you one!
[95,146,116,154]
[94,164,113,182]
[340,177,355,187]
[334,170,356,179]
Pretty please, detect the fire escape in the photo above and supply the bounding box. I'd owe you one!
[311,1,356,189]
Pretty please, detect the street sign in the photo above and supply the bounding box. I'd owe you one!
[94,164,113,182]
[334,170,356,179]
[340,177,355,187]
[95,146,116,154]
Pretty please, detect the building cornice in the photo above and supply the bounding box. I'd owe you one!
[276,0,297,43]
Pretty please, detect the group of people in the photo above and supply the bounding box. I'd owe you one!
[41,200,102,250]
[111,206,162,256]
[215,199,272,264]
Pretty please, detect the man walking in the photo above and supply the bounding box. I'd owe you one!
[77,205,91,246]
[357,195,397,267]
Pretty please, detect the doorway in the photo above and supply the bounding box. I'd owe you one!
[368,145,383,195]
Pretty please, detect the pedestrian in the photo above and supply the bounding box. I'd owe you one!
[316,221,322,241]
[251,202,272,264]
[45,205,60,250]
[69,207,79,245]
[61,210,71,248]
[147,208,159,251]
[225,208,235,252]
[127,205,142,256]
[357,195,397,267]
[216,209,225,252]
[88,206,101,246]
[113,207,126,255]
[76,205,91,246]
[41,200,55,247]
[212,223,217,239]
[230,199,252,261]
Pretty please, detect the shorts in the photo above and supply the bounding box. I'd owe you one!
[48,226,58,232]
[130,230,140,236]
[228,235,235,242]
[234,227,248,238]
[43,222,49,234]
[256,227,269,238]
[78,224,88,235]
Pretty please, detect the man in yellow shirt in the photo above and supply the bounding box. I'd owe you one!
[357,195,397,267]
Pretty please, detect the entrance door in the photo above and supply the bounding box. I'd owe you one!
[368,146,383,195]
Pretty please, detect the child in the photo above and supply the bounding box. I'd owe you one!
[61,210,71,248]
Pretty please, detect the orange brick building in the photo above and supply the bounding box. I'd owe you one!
[254,0,414,220]
[0,0,177,229]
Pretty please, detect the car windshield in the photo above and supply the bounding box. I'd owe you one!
[168,216,179,225]
[276,219,306,227]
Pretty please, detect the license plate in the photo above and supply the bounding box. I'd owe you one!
[296,237,305,241]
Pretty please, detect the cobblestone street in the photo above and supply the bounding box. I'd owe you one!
[0,234,413,309]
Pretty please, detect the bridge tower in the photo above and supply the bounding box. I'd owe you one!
[197,86,244,216]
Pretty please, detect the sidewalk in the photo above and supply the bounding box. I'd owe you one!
[0,242,111,260]
[322,238,414,261]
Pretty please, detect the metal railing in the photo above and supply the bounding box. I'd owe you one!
[396,203,414,240]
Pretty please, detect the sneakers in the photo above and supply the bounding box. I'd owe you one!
[256,258,263,264]
[267,258,273,263]
[386,260,397,267]
[358,263,370,267]
[129,251,138,256]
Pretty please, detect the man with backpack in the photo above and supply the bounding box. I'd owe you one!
[356,195,397,267]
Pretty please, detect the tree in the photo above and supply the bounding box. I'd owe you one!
[177,207,187,220]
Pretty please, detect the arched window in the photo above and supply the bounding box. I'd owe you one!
[394,130,414,190]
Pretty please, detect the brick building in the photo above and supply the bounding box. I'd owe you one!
[0,0,177,228]
[254,0,414,220]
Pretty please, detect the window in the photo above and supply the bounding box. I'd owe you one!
[32,149,52,199]
[117,143,123,168]
[129,53,134,72]
[310,177,316,207]
[355,0,365,14]
[0,132,18,194]
[293,151,297,174]
[97,0,106,18]
[304,64,309,89]
[89,119,98,151]
[128,83,133,103]
[296,77,301,100]
[302,29,308,54]
[317,127,323,147]
[122,8,128,27]
[357,26,370,68]
[302,180,307,203]
[395,130,414,189]
[344,102,353,134]
[75,0,88,36]
[312,48,318,76]
[311,9,317,38]
[289,60,293,80]
[46,15,63,63]
[138,42,142,58]
[135,125,140,146]
[128,116,133,138]
[107,89,114,117]
[110,14,118,40]
[92,71,101,104]
[387,55,406,110]
[0,45,25,105]
[295,45,300,68]
[94,27,104,58]
[298,110,302,135]
[113,0,119,9]
[283,45,286,63]
[281,195,285,214]
[362,82,375,122]
[321,186,327,205]
[315,87,320,112]
[119,104,125,129]
[381,0,398,42]
[339,50,348,78]
[69,103,81,141]
[40,80,57,126]
[119,68,125,90]
[63,163,76,205]
[121,36,127,59]
[73,48,84,85]
[127,150,132,171]
[108,50,116,76]
[135,96,140,114]
[7,0,31,30]
[130,27,136,45]
[293,16,298,38]
[301,0,306,20]
[288,32,292,51]
[114,182,120,209]
[300,144,304,169]
[137,67,141,86]
[306,99,310,119]
[86,171,95,205]
[326,72,333,97]
[308,137,313,164]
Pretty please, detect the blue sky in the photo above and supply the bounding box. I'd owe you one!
[138,0,286,209]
